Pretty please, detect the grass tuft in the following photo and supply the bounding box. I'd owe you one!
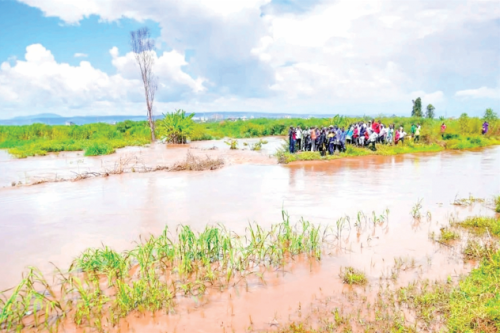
[438,227,460,243]
[454,216,500,237]
[340,267,367,285]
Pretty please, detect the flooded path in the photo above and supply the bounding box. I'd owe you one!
[0,145,499,332]
[0,137,283,187]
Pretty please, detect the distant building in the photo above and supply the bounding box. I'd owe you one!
[241,116,247,121]
[65,121,75,126]
[283,115,291,119]
[212,114,224,120]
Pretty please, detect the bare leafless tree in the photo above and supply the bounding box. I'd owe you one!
[130,27,158,141]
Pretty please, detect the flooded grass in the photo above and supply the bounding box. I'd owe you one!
[454,216,500,236]
[339,267,367,285]
[170,151,224,171]
[438,227,460,243]
[272,214,500,333]
[1,205,499,332]
[0,211,326,331]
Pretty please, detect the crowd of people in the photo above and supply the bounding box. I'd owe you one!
[288,119,491,155]
[288,120,421,155]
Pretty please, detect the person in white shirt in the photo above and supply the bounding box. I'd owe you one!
[295,126,303,151]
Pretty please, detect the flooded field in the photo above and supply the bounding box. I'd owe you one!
[0,144,499,332]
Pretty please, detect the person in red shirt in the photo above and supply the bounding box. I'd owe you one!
[441,123,446,138]
[371,119,381,135]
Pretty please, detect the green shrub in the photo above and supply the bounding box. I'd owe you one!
[84,142,115,156]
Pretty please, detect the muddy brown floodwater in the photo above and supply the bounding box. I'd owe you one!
[0,144,499,332]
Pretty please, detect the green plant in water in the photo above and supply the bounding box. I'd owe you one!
[438,227,460,243]
[410,199,423,219]
[224,139,238,150]
[340,267,367,285]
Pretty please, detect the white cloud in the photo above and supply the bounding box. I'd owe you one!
[17,0,271,24]
[74,53,88,58]
[5,0,500,116]
[0,44,206,117]
[456,86,500,99]
[110,47,206,93]
[410,91,445,105]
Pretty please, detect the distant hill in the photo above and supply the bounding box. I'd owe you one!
[0,112,344,126]
[9,113,63,120]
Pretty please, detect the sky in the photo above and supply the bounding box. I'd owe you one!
[0,0,499,119]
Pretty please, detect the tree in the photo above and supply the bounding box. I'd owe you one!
[426,104,435,119]
[130,27,158,142]
[483,108,498,122]
[412,97,423,117]
[157,109,195,144]
[458,112,469,133]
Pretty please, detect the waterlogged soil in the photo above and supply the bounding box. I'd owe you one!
[0,145,499,332]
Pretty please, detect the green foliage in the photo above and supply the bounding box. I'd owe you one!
[340,267,367,285]
[412,97,423,117]
[0,122,150,158]
[455,216,500,236]
[157,109,195,144]
[495,196,500,213]
[483,108,498,122]
[447,250,500,331]
[224,139,238,149]
[426,104,435,119]
[84,142,115,156]
[438,227,460,243]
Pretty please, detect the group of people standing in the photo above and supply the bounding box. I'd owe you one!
[288,120,422,155]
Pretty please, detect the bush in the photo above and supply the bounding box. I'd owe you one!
[84,142,115,156]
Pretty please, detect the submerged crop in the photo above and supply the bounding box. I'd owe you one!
[0,211,328,331]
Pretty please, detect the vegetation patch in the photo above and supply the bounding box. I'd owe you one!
[83,141,115,156]
[340,267,367,285]
[0,121,151,158]
[454,216,500,237]
[0,213,325,331]
[463,239,499,260]
[438,227,460,243]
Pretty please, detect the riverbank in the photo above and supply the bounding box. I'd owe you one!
[279,136,500,164]
[1,116,499,158]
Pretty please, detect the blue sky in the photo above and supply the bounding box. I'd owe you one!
[0,0,161,74]
[0,0,499,118]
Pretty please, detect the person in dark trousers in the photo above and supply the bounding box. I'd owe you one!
[340,127,347,152]
[288,126,296,153]
[295,126,302,151]
[318,128,327,156]
[327,128,335,155]
[304,127,311,151]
